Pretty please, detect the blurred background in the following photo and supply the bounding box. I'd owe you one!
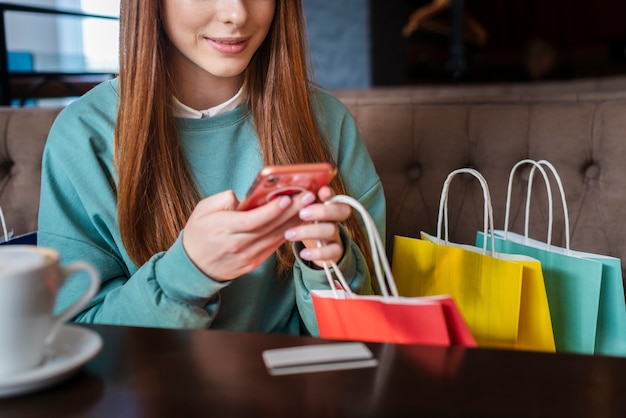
[2,0,626,99]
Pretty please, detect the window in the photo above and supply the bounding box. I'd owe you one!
[79,0,119,72]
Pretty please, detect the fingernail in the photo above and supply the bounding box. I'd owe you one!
[300,249,311,260]
[284,229,296,240]
[278,196,291,209]
[302,192,316,205]
[299,208,312,220]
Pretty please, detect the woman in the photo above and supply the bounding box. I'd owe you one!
[39,0,385,335]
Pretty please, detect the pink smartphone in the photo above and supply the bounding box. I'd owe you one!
[237,163,337,211]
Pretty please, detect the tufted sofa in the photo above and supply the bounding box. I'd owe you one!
[2,81,626,290]
[335,87,626,288]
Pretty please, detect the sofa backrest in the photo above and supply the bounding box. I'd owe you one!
[336,90,626,275]
[0,107,62,238]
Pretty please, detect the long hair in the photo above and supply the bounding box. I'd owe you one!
[115,0,371,276]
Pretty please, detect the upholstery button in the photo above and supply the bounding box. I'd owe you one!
[518,165,531,182]
[585,164,600,180]
[0,160,12,178]
[407,164,422,181]
[463,166,477,182]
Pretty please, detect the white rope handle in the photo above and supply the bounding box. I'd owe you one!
[319,195,398,299]
[502,159,553,246]
[0,206,8,243]
[438,168,495,255]
[527,160,571,252]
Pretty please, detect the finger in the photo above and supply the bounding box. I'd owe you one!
[195,190,238,214]
[231,191,317,234]
[300,242,344,265]
[317,185,336,202]
[228,232,292,274]
[299,201,351,223]
[231,195,294,231]
[226,214,311,272]
[285,222,339,244]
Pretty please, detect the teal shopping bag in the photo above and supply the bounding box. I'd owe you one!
[477,159,626,355]
[477,232,603,354]
[589,256,626,356]
[484,231,626,356]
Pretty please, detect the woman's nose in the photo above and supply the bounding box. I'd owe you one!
[215,0,248,27]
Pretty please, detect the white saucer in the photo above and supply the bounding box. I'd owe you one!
[0,324,103,398]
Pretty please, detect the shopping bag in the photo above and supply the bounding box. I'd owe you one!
[421,231,555,353]
[392,168,532,349]
[0,206,37,245]
[480,159,625,355]
[311,195,476,347]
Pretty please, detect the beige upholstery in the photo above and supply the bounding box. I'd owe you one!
[333,75,626,102]
[1,80,626,290]
[0,107,62,237]
[335,90,626,288]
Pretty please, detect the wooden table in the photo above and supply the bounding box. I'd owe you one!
[0,324,625,417]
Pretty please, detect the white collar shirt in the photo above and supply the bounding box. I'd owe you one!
[172,88,243,119]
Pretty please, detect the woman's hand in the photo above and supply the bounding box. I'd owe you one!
[283,186,352,268]
[182,190,317,282]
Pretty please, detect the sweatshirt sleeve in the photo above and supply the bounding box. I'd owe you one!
[39,100,228,329]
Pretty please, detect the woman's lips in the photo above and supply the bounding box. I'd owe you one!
[207,37,249,55]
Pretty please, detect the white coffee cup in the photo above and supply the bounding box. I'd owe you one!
[0,245,100,377]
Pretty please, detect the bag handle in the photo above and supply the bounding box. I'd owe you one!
[0,206,8,243]
[503,159,571,252]
[503,159,553,244]
[438,168,495,255]
[527,160,571,251]
[318,195,398,299]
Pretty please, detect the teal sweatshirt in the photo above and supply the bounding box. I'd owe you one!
[39,78,386,335]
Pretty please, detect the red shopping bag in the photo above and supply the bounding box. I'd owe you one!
[311,195,476,347]
[313,291,475,346]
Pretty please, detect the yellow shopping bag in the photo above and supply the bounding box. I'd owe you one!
[502,256,555,352]
[420,231,555,352]
[392,168,554,351]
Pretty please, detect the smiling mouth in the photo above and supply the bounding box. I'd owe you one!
[208,37,247,45]
[216,39,245,45]
[206,37,249,54]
